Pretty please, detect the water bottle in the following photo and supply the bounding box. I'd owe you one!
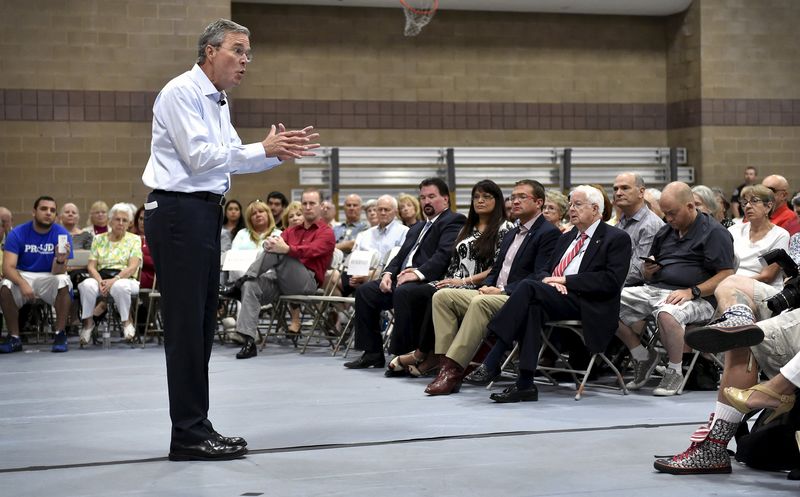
[100,321,110,349]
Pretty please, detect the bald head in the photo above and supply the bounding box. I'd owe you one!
[762,175,790,203]
[343,193,363,223]
[660,182,697,233]
[662,181,694,204]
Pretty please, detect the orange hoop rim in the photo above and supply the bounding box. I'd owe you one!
[399,0,439,16]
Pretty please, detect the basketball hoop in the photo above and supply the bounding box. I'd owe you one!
[400,0,439,37]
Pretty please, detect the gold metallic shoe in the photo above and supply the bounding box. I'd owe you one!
[723,384,795,424]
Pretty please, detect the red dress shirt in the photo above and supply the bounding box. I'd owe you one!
[281,219,335,287]
[771,204,800,235]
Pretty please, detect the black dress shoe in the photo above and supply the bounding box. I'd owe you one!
[464,363,500,385]
[212,431,247,447]
[344,352,385,369]
[489,384,539,403]
[236,337,257,359]
[168,439,248,461]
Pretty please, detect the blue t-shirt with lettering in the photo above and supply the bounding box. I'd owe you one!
[3,221,74,273]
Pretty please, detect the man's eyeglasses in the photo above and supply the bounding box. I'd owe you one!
[509,193,533,202]
[217,45,253,62]
[740,198,766,207]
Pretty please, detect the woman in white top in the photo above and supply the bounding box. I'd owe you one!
[230,200,282,251]
[728,184,789,289]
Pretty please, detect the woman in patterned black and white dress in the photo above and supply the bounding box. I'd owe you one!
[385,179,513,377]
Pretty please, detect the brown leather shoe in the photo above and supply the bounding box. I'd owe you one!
[424,356,465,395]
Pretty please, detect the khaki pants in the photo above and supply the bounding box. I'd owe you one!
[431,288,508,368]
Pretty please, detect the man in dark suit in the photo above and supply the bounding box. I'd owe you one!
[468,185,632,402]
[424,179,559,395]
[344,177,466,369]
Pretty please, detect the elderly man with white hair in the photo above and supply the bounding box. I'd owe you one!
[78,203,142,344]
[462,185,632,403]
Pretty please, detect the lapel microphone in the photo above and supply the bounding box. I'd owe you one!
[219,98,227,107]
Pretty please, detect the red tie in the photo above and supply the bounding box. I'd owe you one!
[552,233,588,277]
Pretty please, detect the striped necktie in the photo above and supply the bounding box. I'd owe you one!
[552,232,588,277]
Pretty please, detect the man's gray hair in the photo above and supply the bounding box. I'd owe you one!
[109,202,134,222]
[197,18,250,65]
[571,185,605,216]
[377,194,398,210]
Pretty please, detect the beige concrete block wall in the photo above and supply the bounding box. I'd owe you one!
[233,4,668,104]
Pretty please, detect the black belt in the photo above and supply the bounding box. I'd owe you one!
[152,189,225,206]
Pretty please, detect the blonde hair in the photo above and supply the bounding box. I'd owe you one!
[86,200,108,227]
[396,193,421,223]
[281,201,302,228]
[244,200,276,243]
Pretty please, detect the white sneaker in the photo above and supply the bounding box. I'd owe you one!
[79,326,93,346]
[653,368,684,396]
[123,322,136,341]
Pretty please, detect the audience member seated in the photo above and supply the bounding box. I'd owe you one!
[727,185,790,289]
[59,203,93,250]
[730,165,758,219]
[385,180,514,379]
[321,199,339,228]
[763,174,800,235]
[712,187,734,226]
[793,193,800,221]
[397,193,422,228]
[282,201,304,229]
[234,189,335,359]
[344,178,465,370]
[231,200,281,251]
[654,263,800,474]
[503,196,514,221]
[267,191,289,230]
[0,196,73,353]
[0,206,12,279]
[333,194,368,255]
[341,195,409,296]
[84,200,109,236]
[461,185,631,402]
[613,173,665,286]
[693,184,734,228]
[543,190,570,232]
[423,180,559,395]
[220,199,245,252]
[132,205,155,290]
[644,188,664,219]
[615,182,735,396]
[229,200,282,281]
[363,199,379,227]
[78,203,142,345]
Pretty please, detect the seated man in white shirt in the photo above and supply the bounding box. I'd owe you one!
[341,195,409,296]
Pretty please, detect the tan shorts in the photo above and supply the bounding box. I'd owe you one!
[1,271,72,308]
[751,307,800,379]
[619,285,715,327]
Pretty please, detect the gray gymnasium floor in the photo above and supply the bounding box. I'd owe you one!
[1,338,797,497]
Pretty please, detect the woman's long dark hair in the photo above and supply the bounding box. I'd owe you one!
[223,199,246,238]
[456,179,506,267]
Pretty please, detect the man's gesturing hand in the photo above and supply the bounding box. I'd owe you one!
[262,124,320,161]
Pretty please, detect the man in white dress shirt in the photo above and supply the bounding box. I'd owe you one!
[142,18,318,461]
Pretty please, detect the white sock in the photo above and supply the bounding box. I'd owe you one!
[668,361,683,374]
[715,401,744,424]
[631,345,649,361]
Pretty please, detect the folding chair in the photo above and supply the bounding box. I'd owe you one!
[141,276,164,347]
[490,320,628,400]
[259,249,345,350]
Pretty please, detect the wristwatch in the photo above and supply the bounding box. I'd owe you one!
[691,286,701,300]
